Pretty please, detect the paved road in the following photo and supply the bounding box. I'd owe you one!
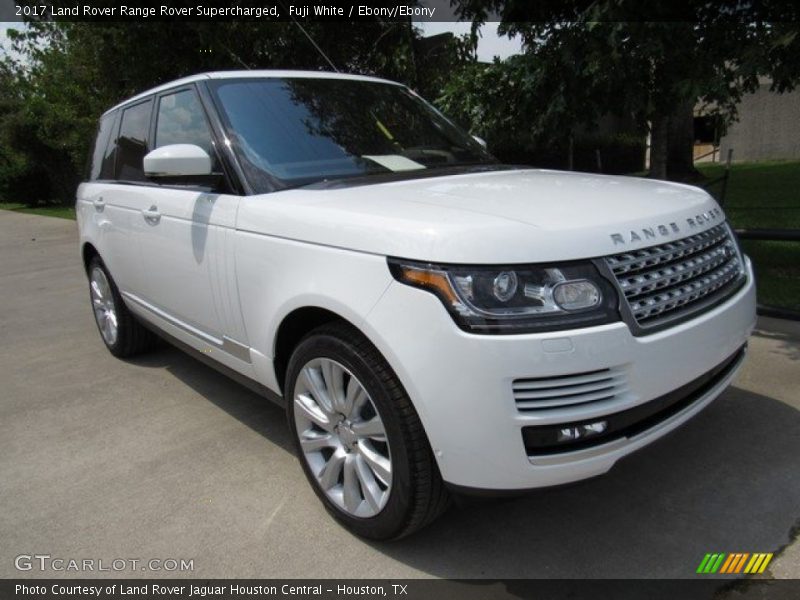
[1,210,798,580]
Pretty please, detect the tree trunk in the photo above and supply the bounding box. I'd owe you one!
[666,99,702,181]
[649,116,668,180]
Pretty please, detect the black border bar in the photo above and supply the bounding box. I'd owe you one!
[4,579,797,600]
[5,0,800,23]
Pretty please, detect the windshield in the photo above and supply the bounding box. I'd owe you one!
[208,77,497,191]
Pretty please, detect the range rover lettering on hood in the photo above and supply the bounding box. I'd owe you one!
[610,207,724,246]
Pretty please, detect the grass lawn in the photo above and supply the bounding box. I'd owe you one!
[698,160,800,229]
[0,202,76,220]
[698,160,800,310]
[740,239,800,310]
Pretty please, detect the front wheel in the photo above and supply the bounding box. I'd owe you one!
[285,322,450,539]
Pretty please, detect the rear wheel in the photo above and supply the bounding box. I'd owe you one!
[285,322,450,539]
[88,256,157,358]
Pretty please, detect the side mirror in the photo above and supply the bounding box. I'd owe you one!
[144,144,212,178]
[472,135,488,149]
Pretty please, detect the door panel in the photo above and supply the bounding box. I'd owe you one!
[132,85,247,348]
[92,184,150,296]
[108,85,251,372]
[79,106,152,297]
[134,187,240,343]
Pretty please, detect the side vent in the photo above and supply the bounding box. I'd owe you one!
[513,368,627,412]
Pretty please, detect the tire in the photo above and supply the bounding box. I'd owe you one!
[87,256,158,358]
[285,322,450,539]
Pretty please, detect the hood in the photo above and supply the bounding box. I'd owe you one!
[236,168,726,264]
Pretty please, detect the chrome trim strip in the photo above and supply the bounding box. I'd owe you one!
[222,336,251,363]
[122,291,252,364]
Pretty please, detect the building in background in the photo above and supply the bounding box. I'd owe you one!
[719,78,800,162]
[695,77,800,163]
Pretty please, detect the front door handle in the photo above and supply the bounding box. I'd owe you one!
[92,197,105,211]
[142,205,161,224]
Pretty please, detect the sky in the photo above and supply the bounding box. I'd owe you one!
[0,21,19,60]
[0,22,14,53]
[416,21,522,62]
[0,21,523,63]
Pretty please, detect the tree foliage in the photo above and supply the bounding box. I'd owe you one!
[450,0,800,179]
[0,18,473,204]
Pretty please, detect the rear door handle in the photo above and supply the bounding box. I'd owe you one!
[92,197,105,211]
[142,206,161,224]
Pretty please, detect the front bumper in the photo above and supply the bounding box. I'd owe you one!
[364,261,756,490]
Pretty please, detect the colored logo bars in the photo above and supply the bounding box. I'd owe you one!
[696,553,773,574]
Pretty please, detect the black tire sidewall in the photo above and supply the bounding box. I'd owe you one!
[285,328,416,540]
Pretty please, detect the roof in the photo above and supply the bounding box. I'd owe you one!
[104,70,402,115]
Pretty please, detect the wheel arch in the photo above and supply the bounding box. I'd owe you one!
[273,306,356,394]
[81,241,100,275]
[270,304,434,451]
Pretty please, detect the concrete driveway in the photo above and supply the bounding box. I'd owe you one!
[1,210,798,579]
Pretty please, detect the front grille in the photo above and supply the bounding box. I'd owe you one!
[513,367,627,412]
[605,224,744,328]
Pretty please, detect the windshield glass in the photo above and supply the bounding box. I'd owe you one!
[208,77,496,191]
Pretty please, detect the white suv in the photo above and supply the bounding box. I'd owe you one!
[77,71,756,539]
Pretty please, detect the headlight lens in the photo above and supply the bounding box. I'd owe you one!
[553,280,601,310]
[388,259,620,334]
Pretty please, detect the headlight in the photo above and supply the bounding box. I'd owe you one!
[388,258,620,334]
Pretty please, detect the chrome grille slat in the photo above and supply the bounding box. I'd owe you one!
[627,260,740,318]
[606,224,744,327]
[513,368,627,412]
[515,389,619,410]
[606,228,729,275]
[513,378,621,400]
[618,243,731,297]
[512,371,618,390]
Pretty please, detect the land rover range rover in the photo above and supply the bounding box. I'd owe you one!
[77,71,756,539]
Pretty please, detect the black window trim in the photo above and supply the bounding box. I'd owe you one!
[200,77,286,195]
[86,83,246,195]
[195,80,251,195]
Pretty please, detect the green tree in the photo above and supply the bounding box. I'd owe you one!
[2,17,469,204]
[0,51,78,204]
[453,0,800,180]
[438,49,624,165]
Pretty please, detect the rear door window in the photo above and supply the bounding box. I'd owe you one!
[115,99,153,182]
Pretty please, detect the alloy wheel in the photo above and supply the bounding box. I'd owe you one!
[292,358,392,518]
[90,266,119,346]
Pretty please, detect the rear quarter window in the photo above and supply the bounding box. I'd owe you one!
[87,112,116,181]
